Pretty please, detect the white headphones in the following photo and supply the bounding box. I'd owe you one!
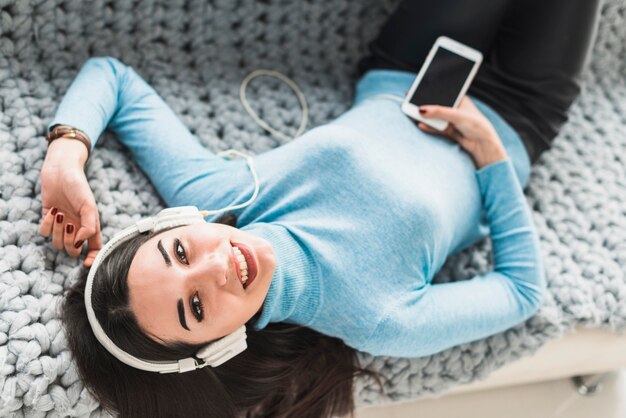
[84,204,253,374]
[84,69,308,374]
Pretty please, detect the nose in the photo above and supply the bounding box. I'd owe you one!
[191,241,232,287]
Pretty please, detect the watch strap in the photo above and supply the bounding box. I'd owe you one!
[47,125,92,160]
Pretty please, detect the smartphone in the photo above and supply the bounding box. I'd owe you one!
[401,36,483,131]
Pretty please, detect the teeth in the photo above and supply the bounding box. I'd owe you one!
[232,245,249,284]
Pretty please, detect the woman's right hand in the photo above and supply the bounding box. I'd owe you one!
[39,138,102,267]
[415,96,508,169]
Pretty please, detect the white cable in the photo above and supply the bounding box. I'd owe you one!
[215,77,401,217]
[239,69,309,143]
[200,69,308,217]
[210,150,260,215]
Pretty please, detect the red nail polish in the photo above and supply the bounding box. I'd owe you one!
[419,108,427,114]
[51,207,58,216]
[66,224,74,234]
[56,214,64,223]
[74,240,84,249]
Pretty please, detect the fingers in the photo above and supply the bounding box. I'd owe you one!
[40,207,58,237]
[416,121,459,138]
[51,211,65,250]
[444,124,465,141]
[419,104,464,126]
[40,202,102,266]
[84,219,103,268]
[51,211,82,255]
[75,203,102,268]
[74,203,99,244]
[417,122,444,136]
[63,222,83,257]
[41,206,87,260]
[84,249,99,268]
[417,121,464,143]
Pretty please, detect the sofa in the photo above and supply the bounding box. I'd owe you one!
[0,0,625,416]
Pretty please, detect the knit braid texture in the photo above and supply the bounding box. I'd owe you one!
[0,0,625,416]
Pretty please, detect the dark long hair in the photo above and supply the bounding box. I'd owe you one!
[59,213,387,418]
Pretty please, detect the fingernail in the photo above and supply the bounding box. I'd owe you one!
[419,108,427,114]
[56,214,64,223]
[51,207,58,216]
[74,240,84,249]
[66,224,74,234]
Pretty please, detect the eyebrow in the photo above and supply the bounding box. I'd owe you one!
[178,299,190,331]
[157,239,190,331]
[157,239,171,267]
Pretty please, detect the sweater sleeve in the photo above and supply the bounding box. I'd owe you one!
[47,55,228,160]
[47,56,234,207]
[47,56,123,151]
[359,158,547,358]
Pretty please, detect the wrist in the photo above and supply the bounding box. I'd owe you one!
[473,139,507,169]
[46,137,89,168]
[47,124,91,162]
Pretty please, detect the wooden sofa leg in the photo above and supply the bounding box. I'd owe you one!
[571,371,615,396]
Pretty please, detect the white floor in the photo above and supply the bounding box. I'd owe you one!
[355,368,626,418]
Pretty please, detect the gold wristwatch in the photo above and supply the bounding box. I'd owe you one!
[46,124,92,160]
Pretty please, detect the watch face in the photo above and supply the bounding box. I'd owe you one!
[48,126,69,141]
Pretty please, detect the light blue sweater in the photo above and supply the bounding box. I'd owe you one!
[48,57,546,358]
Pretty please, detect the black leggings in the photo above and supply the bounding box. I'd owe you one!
[357,0,603,164]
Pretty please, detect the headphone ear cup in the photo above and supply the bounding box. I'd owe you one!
[199,337,248,368]
[196,325,247,366]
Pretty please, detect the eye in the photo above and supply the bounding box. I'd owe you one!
[191,292,204,321]
[174,239,188,265]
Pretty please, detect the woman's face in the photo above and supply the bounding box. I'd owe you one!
[127,223,275,345]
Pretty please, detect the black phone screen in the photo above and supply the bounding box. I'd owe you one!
[409,47,476,107]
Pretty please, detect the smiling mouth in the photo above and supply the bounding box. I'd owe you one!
[230,241,258,289]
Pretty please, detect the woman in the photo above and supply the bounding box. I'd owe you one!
[40,1,601,417]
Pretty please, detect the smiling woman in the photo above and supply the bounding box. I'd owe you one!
[45,0,602,412]
[60,212,382,418]
[126,217,275,346]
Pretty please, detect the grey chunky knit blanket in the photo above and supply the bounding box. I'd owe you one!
[1,0,625,416]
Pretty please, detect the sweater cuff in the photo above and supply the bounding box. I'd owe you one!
[475,159,520,191]
[474,158,530,228]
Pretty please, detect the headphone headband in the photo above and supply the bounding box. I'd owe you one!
[84,206,248,374]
